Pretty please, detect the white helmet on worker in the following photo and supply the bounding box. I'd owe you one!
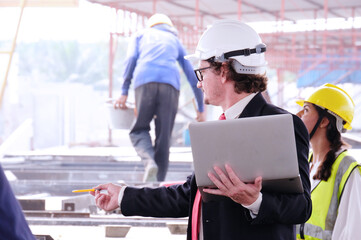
[186,19,267,75]
[147,13,173,28]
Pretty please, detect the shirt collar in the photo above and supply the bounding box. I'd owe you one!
[224,93,257,119]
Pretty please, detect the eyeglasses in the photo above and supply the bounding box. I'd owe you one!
[194,66,212,82]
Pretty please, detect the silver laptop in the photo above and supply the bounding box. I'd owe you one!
[189,114,303,201]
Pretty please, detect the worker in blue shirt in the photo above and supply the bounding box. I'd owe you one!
[114,13,205,182]
[0,164,36,240]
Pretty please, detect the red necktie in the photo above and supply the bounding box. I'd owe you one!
[219,113,226,120]
[192,113,226,240]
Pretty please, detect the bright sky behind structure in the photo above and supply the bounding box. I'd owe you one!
[0,0,114,42]
[0,0,361,43]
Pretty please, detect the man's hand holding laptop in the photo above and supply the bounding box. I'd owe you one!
[203,164,262,206]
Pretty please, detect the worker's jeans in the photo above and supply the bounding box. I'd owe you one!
[130,82,179,181]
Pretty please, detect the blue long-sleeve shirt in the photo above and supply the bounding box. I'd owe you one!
[0,164,36,240]
[121,24,204,112]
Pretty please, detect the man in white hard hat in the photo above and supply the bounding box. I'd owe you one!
[114,13,205,182]
[92,20,311,240]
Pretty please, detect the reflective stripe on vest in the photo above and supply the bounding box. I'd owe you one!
[297,151,360,240]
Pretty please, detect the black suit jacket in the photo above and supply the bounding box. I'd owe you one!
[121,92,312,240]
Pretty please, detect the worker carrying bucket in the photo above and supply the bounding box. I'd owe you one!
[105,99,135,130]
[113,13,205,182]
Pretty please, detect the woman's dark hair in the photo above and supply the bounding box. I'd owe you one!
[206,58,267,93]
[312,104,350,181]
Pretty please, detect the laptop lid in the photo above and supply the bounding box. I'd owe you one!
[189,114,303,196]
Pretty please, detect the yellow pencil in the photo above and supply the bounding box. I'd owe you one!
[72,188,99,193]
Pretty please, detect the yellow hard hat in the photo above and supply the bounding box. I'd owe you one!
[296,83,355,130]
[147,13,173,28]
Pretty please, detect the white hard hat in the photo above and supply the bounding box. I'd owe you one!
[147,13,173,28]
[186,19,267,74]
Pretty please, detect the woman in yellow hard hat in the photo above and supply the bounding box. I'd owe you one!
[296,83,361,240]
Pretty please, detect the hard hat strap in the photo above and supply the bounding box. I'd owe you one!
[225,43,266,58]
[310,104,346,139]
[214,43,266,62]
[309,109,327,139]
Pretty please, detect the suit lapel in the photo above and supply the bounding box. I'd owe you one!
[239,92,267,118]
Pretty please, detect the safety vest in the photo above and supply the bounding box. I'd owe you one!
[297,151,360,240]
